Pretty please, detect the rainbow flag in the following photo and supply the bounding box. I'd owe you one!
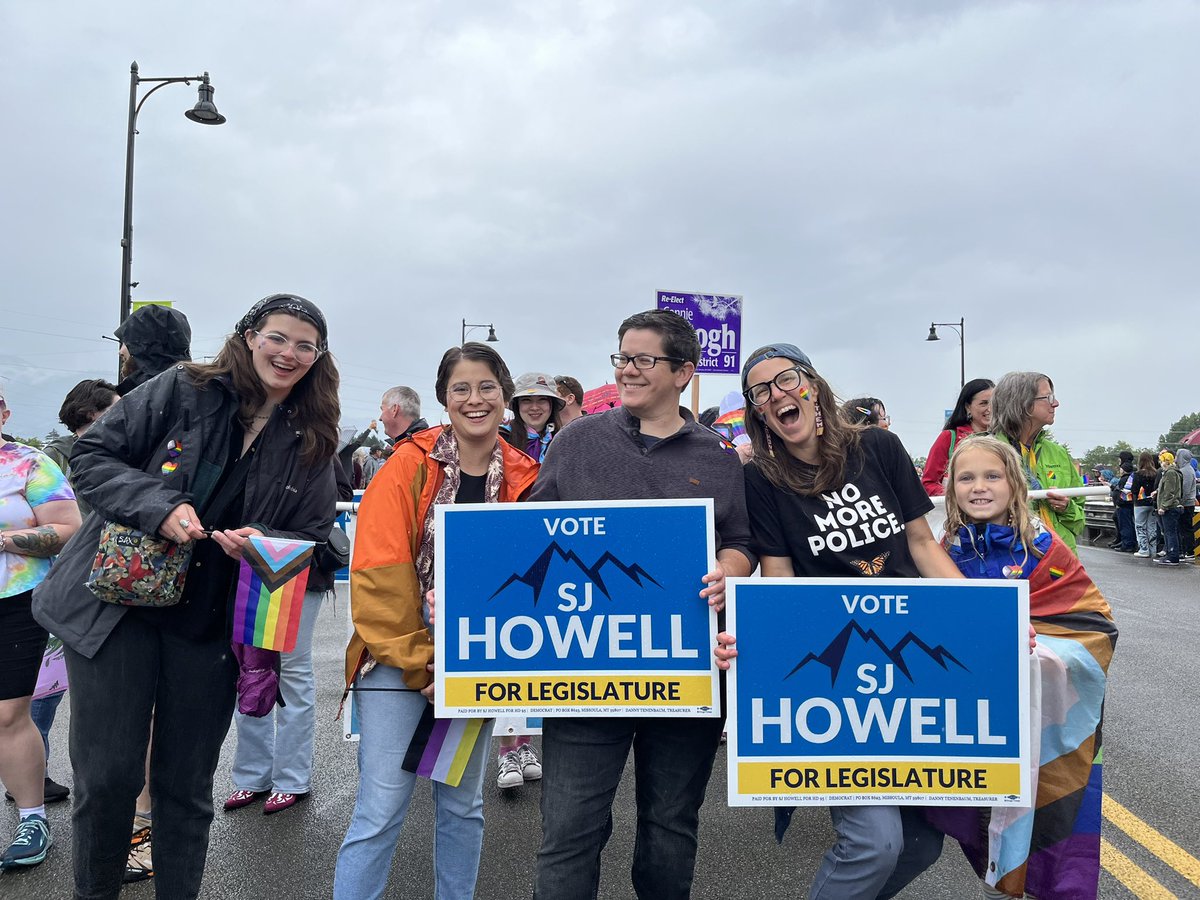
[712,408,748,445]
[232,535,315,652]
[402,703,487,787]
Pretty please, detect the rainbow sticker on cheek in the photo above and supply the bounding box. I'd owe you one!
[797,385,811,400]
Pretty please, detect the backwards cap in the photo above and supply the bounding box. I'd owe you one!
[740,344,815,393]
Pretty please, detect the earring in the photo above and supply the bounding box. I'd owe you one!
[765,430,776,458]
[814,402,825,436]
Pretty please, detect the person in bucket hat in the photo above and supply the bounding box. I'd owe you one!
[503,372,565,463]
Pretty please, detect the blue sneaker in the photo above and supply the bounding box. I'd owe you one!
[0,814,52,869]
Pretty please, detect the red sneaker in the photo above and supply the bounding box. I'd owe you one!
[223,790,269,811]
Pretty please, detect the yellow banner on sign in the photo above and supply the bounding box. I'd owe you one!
[738,761,1023,796]
[444,674,715,708]
[131,300,174,311]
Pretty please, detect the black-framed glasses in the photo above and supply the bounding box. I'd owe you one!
[610,353,686,370]
[254,331,322,364]
[448,381,502,401]
[744,366,811,407]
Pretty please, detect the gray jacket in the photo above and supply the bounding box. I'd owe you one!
[1177,448,1197,505]
[33,366,336,657]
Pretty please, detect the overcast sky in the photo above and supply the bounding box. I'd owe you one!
[3,1,1197,459]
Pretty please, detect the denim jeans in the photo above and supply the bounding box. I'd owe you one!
[534,715,724,900]
[1161,508,1182,562]
[63,613,237,900]
[30,690,65,759]
[231,590,324,793]
[1134,505,1158,554]
[1115,505,1136,550]
[333,663,494,900]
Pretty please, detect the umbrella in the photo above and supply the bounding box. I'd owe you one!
[583,384,621,415]
[1181,427,1200,446]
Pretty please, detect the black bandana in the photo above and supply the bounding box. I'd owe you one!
[235,294,329,350]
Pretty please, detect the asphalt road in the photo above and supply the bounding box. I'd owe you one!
[3,546,1197,899]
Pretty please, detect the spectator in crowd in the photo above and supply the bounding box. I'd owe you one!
[554,375,586,426]
[33,293,339,898]
[1155,450,1184,566]
[362,447,384,488]
[379,386,428,443]
[716,343,961,900]
[42,379,121,518]
[530,310,752,900]
[335,342,538,899]
[1110,453,1138,552]
[1176,447,1197,561]
[841,396,891,429]
[504,373,565,464]
[112,304,192,397]
[921,378,994,497]
[990,372,1085,553]
[1132,451,1161,558]
[0,388,82,871]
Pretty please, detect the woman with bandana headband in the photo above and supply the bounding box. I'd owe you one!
[33,294,339,899]
[715,343,963,900]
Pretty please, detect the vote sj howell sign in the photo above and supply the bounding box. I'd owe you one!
[725,579,1031,807]
[655,290,742,375]
[434,499,720,718]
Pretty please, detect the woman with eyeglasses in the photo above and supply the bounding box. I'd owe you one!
[335,342,539,900]
[919,378,994,497]
[33,294,340,899]
[990,371,1085,553]
[714,344,962,900]
[841,396,891,430]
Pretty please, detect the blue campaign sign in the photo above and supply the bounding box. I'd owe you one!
[726,578,1031,807]
[434,499,719,718]
[656,290,743,375]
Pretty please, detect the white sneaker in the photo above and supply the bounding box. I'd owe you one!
[517,744,542,781]
[497,751,523,789]
[1133,550,1150,558]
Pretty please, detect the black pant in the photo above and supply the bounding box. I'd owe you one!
[1181,505,1197,557]
[64,613,237,900]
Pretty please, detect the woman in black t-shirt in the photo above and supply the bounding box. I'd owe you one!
[715,343,962,900]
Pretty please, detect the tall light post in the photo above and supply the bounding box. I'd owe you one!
[120,61,226,326]
[925,317,965,389]
[461,319,499,346]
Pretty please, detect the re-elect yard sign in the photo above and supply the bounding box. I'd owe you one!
[726,578,1031,806]
[435,500,719,717]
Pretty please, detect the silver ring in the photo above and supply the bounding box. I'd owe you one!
[179,518,192,529]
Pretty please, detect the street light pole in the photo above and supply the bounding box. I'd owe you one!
[925,317,965,388]
[461,319,499,346]
[119,61,226,326]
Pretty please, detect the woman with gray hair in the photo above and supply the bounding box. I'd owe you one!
[990,371,1086,552]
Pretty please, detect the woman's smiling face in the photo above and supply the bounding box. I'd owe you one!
[746,357,819,461]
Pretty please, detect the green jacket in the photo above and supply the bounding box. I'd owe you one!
[1157,464,1182,511]
[997,430,1085,553]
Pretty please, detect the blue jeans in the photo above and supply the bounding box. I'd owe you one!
[1161,508,1182,562]
[1134,506,1158,554]
[30,690,65,759]
[333,664,493,900]
[230,590,323,793]
[1115,505,1136,550]
[534,715,724,900]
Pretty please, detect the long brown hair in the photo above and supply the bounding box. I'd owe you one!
[745,365,862,495]
[943,435,1038,552]
[185,313,340,466]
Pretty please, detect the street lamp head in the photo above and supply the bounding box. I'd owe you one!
[486,325,499,342]
[184,76,226,125]
[925,324,940,342]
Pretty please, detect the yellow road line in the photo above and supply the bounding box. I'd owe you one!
[1105,793,1200,888]
[1100,837,1178,899]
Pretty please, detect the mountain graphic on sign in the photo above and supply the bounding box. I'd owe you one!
[785,619,968,687]
[488,541,662,605]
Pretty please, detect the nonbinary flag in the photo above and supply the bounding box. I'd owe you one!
[402,704,487,787]
[232,535,314,652]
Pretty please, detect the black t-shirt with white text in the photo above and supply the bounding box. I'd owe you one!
[744,427,933,577]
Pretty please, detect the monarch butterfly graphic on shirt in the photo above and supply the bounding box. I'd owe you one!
[852,551,890,576]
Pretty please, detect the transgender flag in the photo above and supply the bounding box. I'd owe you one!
[232,535,315,653]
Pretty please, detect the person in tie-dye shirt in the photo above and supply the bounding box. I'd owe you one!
[0,388,82,871]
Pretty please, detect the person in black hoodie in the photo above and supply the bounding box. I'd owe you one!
[1111,452,1137,552]
[1131,451,1160,557]
[113,305,193,396]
